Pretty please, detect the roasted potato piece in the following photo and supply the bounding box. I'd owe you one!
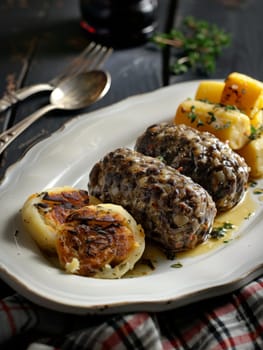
[237,133,263,178]
[21,186,90,253]
[174,99,251,150]
[195,80,225,103]
[220,72,263,118]
[250,110,263,129]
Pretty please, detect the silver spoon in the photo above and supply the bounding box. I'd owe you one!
[0,70,111,155]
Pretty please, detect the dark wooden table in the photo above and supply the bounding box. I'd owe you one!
[1,0,263,348]
[0,0,170,180]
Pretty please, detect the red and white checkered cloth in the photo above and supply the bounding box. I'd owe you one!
[1,276,263,349]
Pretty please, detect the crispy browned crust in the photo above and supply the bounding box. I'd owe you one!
[56,205,138,277]
[35,188,90,226]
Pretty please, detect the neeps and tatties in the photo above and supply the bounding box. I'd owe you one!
[56,204,145,278]
[135,123,249,212]
[88,147,217,257]
[21,186,90,253]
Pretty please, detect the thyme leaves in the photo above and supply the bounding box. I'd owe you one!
[153,16,231,76]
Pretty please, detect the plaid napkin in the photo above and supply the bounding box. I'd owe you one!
[1,276,263,350]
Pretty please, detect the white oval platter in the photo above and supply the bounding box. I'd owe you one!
[0,80,263,314]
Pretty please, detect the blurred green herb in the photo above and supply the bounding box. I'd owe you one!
[249,125,263,140]
[171,262,183,268]
[210,222,234,239]
[249,180,258,187]
[153,16,231,76]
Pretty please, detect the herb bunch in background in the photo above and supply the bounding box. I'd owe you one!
[153,16,231,76]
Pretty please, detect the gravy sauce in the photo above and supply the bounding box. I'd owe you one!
[178,190,257,259]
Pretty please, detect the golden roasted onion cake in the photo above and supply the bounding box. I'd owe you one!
[56,204,145,278]
[21,186,90,253]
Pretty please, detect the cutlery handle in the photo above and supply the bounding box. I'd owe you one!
[0,83,54,112]
[0,104,56,155]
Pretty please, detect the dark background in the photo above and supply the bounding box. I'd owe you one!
[1,0,263,179]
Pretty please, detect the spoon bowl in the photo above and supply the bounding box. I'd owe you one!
[51,70,111,110]
[0,70,111,155]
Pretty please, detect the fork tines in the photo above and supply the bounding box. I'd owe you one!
[51,42,113,86]
[84,42,113,71]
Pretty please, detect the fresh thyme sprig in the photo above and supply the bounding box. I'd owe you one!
[153,16,231,76]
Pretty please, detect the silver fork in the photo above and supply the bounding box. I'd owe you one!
[0,42,113,113]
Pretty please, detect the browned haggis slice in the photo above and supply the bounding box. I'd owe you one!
[135,123,249,212]
[56,204,145,278]
[88,148,217,257]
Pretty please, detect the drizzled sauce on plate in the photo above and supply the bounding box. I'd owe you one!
[178,190,257,259]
